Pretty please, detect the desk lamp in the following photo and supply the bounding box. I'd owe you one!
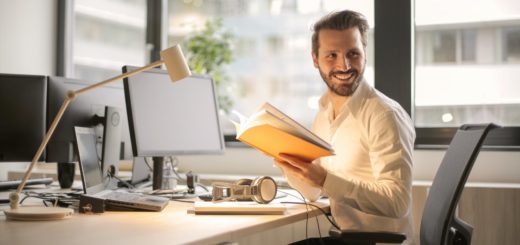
[4,45,191,221]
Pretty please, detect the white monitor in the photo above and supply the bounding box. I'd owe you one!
[123,66,225,157]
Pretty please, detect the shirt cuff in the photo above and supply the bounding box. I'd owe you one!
[323,172,356,200]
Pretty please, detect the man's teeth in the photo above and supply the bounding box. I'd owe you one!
[333,73,352,80]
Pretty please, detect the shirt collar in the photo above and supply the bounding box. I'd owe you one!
[318,78,370,118]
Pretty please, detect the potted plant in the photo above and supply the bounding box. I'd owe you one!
[183,18,234,113]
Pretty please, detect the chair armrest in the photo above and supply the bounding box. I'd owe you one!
[329,227,406,244]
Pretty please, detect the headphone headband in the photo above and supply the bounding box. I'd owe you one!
[211,176,277,204]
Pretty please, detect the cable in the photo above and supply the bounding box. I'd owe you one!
[295,189,314,240]
[196,183,209,192]
[171,166,185,181]
[143,157,154,172]
[278,187,341,238]
[278,189,312,239]
[111,174,135,189]
[105,167,135,189]
[19,192,60,208]
[282,201,340,230]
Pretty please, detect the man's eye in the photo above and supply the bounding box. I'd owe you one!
[348,52,359,58]
[326,53,337,59]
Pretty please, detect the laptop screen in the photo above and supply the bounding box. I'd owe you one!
[74,126,104,194]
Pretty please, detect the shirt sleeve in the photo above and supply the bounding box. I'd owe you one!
[284,169,322,202]
[323,110,415,218]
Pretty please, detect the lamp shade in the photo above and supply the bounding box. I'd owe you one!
[160,44,191,82]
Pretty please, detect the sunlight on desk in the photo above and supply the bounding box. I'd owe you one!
[1,189,330,245]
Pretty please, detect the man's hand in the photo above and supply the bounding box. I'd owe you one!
[274,153,327,188]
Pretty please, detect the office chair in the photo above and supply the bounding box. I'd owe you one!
[329,123,499,245]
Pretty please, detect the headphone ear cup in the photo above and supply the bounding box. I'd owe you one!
[235,178,252,186]
[234,179,253,201]
[251,176,277,204]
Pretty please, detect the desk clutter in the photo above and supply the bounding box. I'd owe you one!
[0,172,294,216]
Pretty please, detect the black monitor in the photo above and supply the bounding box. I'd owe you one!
[0,74,47,162]
[123,66,225,189]
[46,76,133,164]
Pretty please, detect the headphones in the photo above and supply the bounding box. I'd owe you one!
[211,176,277,204]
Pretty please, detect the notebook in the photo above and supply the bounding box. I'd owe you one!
[74,126,169,212]
[193,201,286,215]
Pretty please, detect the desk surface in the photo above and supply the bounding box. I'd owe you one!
[0,190,329,245]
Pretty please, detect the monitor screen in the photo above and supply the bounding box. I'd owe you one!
[0,74,46,162]
[74,126,104,194]
[46,76,133,163]
[123,66,225,157]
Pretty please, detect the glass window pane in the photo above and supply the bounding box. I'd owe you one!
[168,0,374,135]
[503,27,520,63]
[415,0,520,127]
[432,30,457,63]
[461,29,477,62]
[73,0,147,83]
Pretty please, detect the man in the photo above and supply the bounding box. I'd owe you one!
[275,10,415,244]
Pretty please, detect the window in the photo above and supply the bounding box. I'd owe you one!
[432,30,457,63]
[503,27,520,63]
[413,0,520,147]
[167,0,374,135]
[68,0,147,83]
[461,29,477,62]
[57,0,520,147]
[416,29,477,65]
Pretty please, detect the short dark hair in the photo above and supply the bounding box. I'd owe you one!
[311,10,369,56]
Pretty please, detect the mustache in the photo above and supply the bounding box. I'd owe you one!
[329,69,358,77]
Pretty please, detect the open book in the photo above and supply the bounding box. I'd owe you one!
[232,103,334,161]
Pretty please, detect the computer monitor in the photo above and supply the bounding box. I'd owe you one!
[46,76,133,164]
[123,66,225,189]
[101,105,123,179]
[0,74,47,162]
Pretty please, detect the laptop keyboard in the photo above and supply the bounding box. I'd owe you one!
[100,191,142,202]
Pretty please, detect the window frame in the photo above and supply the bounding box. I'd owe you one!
[56,0,160,77]
[376,0,520,150]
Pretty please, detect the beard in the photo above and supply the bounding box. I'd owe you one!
[319,67,364,96]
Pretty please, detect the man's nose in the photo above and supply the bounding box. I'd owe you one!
[337,57,351,70]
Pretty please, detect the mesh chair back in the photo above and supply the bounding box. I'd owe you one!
[420,124,497,245]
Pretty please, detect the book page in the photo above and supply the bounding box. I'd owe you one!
[260,103,332,151]
[238,124,333,161]
[233,103,333,154]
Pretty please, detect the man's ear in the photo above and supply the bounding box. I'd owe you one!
[312,52,319,68]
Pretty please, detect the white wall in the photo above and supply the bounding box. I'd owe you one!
[0,0,57,180]
[0,1,518,184]
[0,0,57,75]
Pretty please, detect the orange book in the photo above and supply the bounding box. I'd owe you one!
[232,103,334,162]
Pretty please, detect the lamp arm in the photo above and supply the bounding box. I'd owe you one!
[10,60,164,209]
[75,60,164,96]
[10,95,74,208]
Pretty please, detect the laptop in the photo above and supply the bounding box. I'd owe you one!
[74,126,169,211]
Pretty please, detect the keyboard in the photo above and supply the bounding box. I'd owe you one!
[0,177,54,191]
[100,191,143,202]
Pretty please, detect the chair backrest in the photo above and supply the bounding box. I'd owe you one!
[420,123,498,245]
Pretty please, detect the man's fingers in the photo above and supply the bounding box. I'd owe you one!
[278,153,307,168]
[275,159,301,173]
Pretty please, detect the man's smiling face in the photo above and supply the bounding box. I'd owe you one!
[312,27,366,96]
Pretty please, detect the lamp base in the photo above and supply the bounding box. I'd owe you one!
[4,207,74,221]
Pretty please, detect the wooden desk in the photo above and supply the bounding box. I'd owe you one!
[0,192,330,245]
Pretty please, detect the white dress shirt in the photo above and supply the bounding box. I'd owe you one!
[285,79,416,244]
